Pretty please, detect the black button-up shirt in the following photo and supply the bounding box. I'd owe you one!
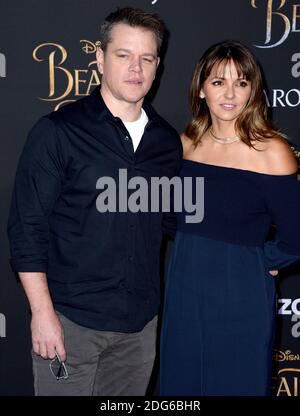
[8,88,182,332]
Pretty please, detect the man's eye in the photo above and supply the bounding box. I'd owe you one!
[143,58,153,63]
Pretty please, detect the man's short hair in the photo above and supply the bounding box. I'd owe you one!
[100,7,166,55]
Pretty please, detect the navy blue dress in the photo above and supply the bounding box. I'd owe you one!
[160,160,300,396]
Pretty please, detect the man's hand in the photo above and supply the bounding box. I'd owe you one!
[18,272,66,361]
[31,309,66,361]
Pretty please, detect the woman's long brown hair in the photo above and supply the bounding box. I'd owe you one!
[185,41,283,148]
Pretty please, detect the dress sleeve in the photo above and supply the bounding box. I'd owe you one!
[261,174,300,270]
[7,116,67,272]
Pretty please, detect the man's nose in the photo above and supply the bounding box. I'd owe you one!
[129,57,142,72]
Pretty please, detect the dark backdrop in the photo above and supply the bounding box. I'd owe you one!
[1,0,300,396]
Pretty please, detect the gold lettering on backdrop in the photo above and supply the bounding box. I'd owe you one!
[54,100,76,111]
[251,0,300,48]
[277,377,292,396]
[273,349,300,361]
[74,70,88,96]
[86,63,100,96]
[80,40,101,54]
[32,41,101,108]
[292,5,300,31]
[276,368,300,396]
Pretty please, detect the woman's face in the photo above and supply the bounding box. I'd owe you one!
[200,59,252,125]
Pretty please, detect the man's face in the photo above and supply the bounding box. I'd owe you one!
[96,23,160,108]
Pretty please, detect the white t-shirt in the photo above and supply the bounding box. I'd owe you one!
[123,108,149,152]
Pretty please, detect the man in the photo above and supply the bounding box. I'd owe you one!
[7,8,182,396]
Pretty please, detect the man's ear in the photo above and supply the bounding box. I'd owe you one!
[96,48,104,75]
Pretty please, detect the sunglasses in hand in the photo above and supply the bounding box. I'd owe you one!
[49,352,69,380]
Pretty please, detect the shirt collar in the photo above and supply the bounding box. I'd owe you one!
[85,86,161,124]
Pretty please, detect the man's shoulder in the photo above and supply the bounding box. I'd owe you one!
[27,97,87,148]
[47,96,86,125]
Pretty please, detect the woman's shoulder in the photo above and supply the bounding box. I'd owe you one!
[255,136,298,175]
[180,133,194,156]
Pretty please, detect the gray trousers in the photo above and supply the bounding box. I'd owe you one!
[32,312,157,396]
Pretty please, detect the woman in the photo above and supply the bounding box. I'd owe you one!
[160,41,300,395]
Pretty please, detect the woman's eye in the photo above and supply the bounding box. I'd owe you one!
[239,81,248,87]
[212,81,222,86]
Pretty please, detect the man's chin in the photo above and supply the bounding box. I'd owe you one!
[123,95,146,105]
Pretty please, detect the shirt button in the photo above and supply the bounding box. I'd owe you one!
[124,136,129,141]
